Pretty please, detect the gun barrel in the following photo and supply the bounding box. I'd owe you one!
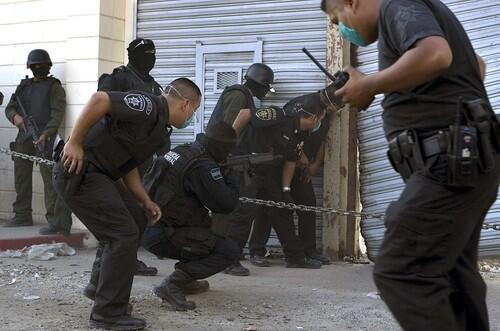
[15,95,29,118]
[302,48,337,82]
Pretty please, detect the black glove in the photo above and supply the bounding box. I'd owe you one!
[319,71,349,110]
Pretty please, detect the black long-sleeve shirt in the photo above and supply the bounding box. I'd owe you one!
[183,159,239,214]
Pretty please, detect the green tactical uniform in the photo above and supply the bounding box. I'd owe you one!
[4,76,72,231]
[211,89,251,237]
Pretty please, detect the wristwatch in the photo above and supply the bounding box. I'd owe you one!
[282,186,291,192]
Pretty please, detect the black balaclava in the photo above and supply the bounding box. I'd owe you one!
[244,79,270,100]
[31,64,50,79]
[127,38,156,75]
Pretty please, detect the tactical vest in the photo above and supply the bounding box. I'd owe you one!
[206,84,255,130]
[84,108,167,180]
[147,141,212,228]
[18,77,60,132]
[98,65,163,95]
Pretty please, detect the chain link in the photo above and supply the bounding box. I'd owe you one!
[0,147,55,166]
[0,147,498,231]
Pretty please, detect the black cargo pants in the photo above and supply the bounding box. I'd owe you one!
[53,162,147,318]
[249,171,318,257]
[373,154,500,331]
[249,170,306,262]
[143,223,239,279]
[212,169,259,253]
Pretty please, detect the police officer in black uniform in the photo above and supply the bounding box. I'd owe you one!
[233,92,326,269]
[53,78,201,330]
[207,63,275,276]
[322,0,500,330]
[97,38,164,276]
[142,121,240,311]
[250,112,332,265]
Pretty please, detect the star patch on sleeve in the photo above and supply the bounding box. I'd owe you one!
[124,93,153,115]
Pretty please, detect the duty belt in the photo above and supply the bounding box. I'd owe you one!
[388,129,448,181]
[420,131,448,157]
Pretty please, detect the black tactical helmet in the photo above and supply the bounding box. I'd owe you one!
[26,49,52,68]
[244,63,275,89]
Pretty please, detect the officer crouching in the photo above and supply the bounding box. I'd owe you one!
[142,121,240,311]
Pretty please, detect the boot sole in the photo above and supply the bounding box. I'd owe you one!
[223,269,250,276]
[285,264,322,269]
[153,288,196,311]
[89,320,145,330]
[135,271,158,276]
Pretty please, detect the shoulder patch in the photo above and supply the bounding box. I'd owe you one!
[210,167,223,181]
[164,151,181,165]
[255,107,277,121]
[124,93,153,115]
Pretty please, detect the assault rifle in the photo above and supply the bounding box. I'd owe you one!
[14,94,45,157]
[220,152,283,185]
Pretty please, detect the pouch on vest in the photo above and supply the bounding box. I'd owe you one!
[465,99,498,172]
[387,129,425,182]
[446,100,479,188]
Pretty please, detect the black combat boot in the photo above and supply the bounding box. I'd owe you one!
[3,217,33,227]
[249,255,270,267]
[89,313,146,330]
[286,257,322,269]
[179,280,210,295]
[39,223,70,235]
[135,259,158,276]
[153,270,197,311]
[224,261,250,276]
[306,251,332,265]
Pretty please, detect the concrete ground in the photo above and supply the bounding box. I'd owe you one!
[1,248,500,331]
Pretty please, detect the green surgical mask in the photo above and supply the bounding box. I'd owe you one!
[339,22,369,47]
[179,112,194,129]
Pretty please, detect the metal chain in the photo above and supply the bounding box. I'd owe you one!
[0,147,498,231]
[239,196,386,220]
[0,147,55,166]
[239,197,500,232]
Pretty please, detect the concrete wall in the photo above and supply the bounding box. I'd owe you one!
[0,0,131,225]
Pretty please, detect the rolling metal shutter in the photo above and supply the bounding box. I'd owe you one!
[357,0,500,260]
[136,0,328,249]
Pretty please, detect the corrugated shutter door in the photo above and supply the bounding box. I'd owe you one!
[136,0,328,250]
[357,0,500,260]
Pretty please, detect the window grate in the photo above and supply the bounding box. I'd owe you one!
[214,69,242,93]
